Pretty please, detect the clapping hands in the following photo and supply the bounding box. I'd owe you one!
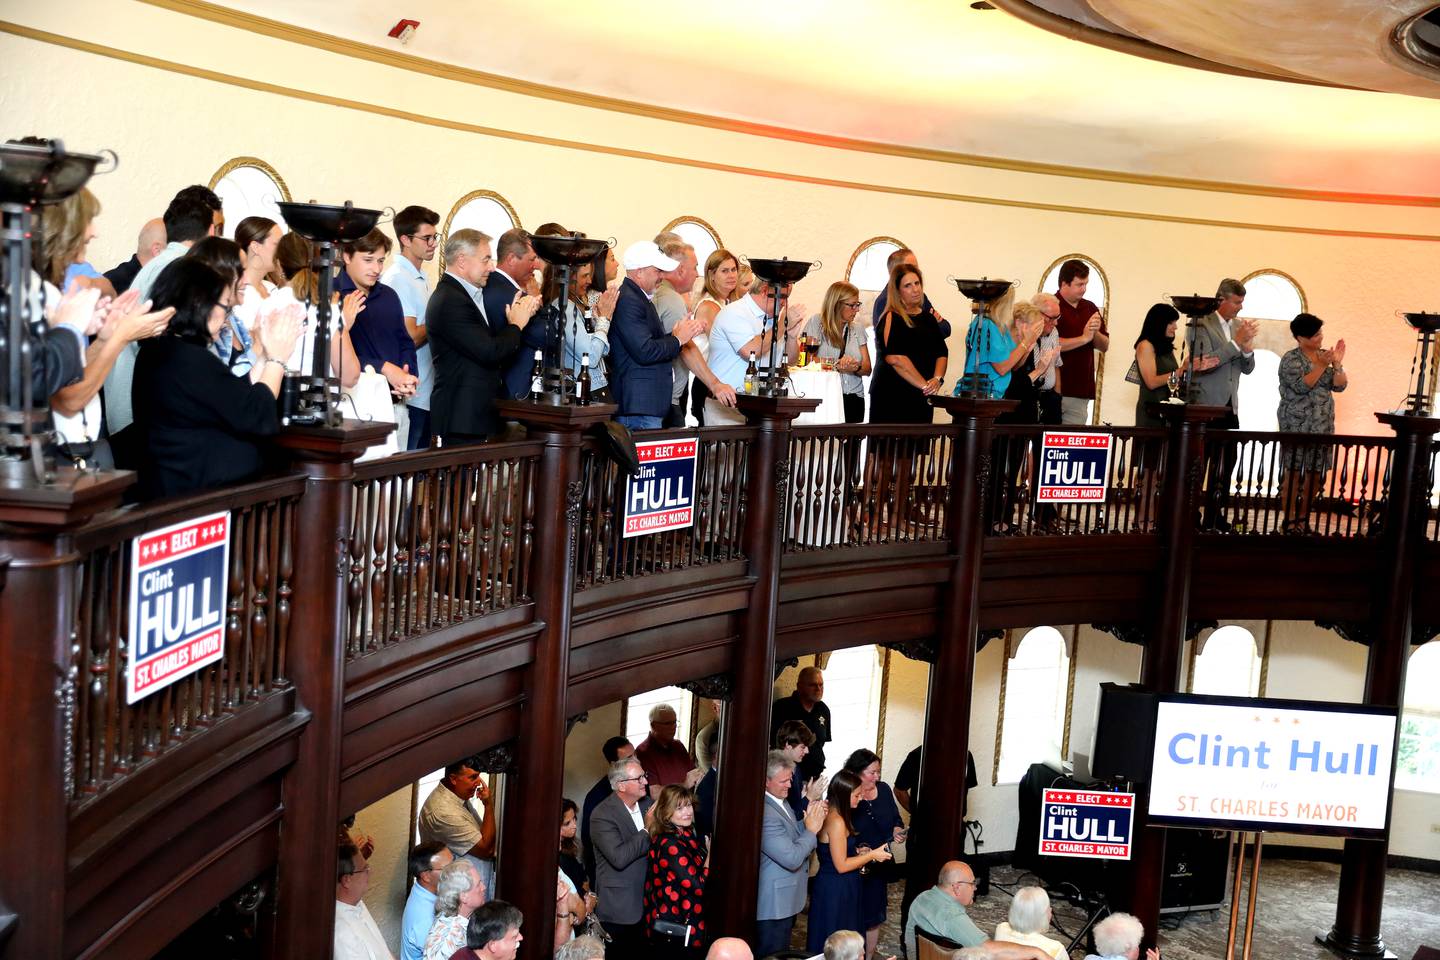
[257,304,303,366]
[507,293,540,329]
[674,313,706,345]
[802,798,829,834]
[803,775,828,803]
[96,289,174,344]
[1332,338,1346,365]
[594,287,620,321]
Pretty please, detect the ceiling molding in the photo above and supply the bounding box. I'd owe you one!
[132,0,1440,209]
[5,20,1440,244]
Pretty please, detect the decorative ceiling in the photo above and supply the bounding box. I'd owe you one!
[177,0,1440,198]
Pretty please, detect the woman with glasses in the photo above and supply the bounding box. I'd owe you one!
[131,258,299,500]
[804,281,872,423]
[807,770,893,954]
[642,784,709,957]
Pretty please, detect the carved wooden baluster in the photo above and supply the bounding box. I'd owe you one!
[276,499,294,683]
[432,468,454,621]
[78,554,99,794]
[346,486,368,654]
[413,473,433,630]
[368,481,388,650]
[390,475,413,642]
[455,466,475,618]
[520,458,537,602]
[475,463,495,611]
[226,510,248,706]
[446,466,466,616]
[108,547,131,781]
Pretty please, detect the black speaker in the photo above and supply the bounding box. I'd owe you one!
[1091,682,1158,783]
[1159,828,1231,912]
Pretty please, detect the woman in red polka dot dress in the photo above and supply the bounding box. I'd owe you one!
[644,784,709,956]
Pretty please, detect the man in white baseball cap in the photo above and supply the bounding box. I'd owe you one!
[609,241,705,429]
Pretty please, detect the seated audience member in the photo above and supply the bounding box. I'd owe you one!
[105,190,218,464]
[419,758,498,899]
[340,228,419,416]
[643,784,709,957]
[957,948,1056,960]
[705,938,754,960]
[383,204,440,449]
[105,217,166,295]
[458,900,524,960]
[334,840,395,960]
[131,259,299,500]
[904,860,986,959]
[402,842,454,960]
[609,240,704,430]
[1084,912,1158,960]
[995,886,1066,960]
[582,737,634,886]
[554,933,606,960]
[425,859,486,960]
[775,719,823,819]
[804,282,872,423]
[590,755,654,953]
[636,703,701,798]
[427,229,538,445]
[706,278,802,424]
[821,929,869,960]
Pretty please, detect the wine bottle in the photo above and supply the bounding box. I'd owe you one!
[529,349,544,401]
[579,353,592,405]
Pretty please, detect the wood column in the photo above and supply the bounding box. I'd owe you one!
[912,396,1014,890]
[1128,402,1226,947]
[269,421,391,960]
[495,401,615,947]
[0,470,131,960]
[1320,412,1440,960]
[711,394,817,939]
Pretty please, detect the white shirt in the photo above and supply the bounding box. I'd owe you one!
[766,792,795,822]
[382,257,432,409]
[334,899,394,960]
[625,798,645,832]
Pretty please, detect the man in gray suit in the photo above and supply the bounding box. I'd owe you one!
[590,756,653,953]
[757,751,828,956]
[1189,278,1258,529]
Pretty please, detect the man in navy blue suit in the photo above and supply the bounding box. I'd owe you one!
[608,241,704,430]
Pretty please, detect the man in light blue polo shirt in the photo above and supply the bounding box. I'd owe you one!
[400,841,452,960]
[382,205,440,450]
[704,279,801,424]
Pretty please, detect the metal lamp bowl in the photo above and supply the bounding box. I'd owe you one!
[1403,312,1440,333]
[276,201,383,243]
[952,278,1015,302]
[0,141,113,205]
[1170,294,1220,317]
[528,233,610,266]
[747,257,815,284]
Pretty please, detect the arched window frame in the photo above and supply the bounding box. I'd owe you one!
[1185,623,1270,697]
[439,189,522,272]
[207,157,292,239]
[1238,267,1309,320]
[1037,254,1112,426]
[662,215,724,267]
[1398,639,1440,793]
[992,626,1077,785]
[845,236,906,292]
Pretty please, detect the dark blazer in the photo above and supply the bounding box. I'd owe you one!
[104,254,142,295]
[609,277,680,418]
[481,269,525,336]
[427,272,523,440]
[590,791,653,925]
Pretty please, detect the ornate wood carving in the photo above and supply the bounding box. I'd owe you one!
[469,739,519,775]
[678,672,735,701]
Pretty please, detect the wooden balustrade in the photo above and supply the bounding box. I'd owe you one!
[66,474,305,807]
[573,426,754,588]
[785,424,953,550]
[346,444,543,659]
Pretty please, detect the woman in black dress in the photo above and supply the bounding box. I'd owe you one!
[869,264,947,424]
[1131,303,1183,529]
[131,258,299,501]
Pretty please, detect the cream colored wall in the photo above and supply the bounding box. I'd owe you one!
[6,2,1440,437]
[353,785,415,955]
[563,700,623,810]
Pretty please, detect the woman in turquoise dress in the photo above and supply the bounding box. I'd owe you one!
[806,769,893,953]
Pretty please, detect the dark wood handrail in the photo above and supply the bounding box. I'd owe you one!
[72,474,307,552]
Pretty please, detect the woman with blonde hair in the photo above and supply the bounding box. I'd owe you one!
[804,281,872,423]
[988,300,1056,533]
[689,248,742,424]
[38,186,115,296]
[643,784,708,956]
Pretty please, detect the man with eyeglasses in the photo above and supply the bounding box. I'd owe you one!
[383,205,440,449]
[334,840,394,960]
[904,860,987,959]
[589,756,655,953]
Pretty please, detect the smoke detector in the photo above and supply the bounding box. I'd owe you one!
[387,19,420,44]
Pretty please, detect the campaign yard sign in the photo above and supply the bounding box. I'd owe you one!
[1039,788,1134,859]
[126,511,231,704]
[623,438,698,538]
[1036,431,1113,502]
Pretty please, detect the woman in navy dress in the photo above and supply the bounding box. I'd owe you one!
[806,769,893,954]
[846,749,907,959]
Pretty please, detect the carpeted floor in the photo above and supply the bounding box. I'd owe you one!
[792,859,1439,959]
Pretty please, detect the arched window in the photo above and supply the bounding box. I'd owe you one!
[818,645,887,779]
[625,686,695,751]
[996,627,1072,783]
[1038,254,1110,315]
[441,190,521,270]
[1190,625,1262,697]
[663,216,722,273]
[1239,269,1307,322]
[846,237,904,292]
[1398,640,1440,793]
[208,157,290,239]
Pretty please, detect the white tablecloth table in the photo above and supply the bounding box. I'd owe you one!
[786,366,846,425]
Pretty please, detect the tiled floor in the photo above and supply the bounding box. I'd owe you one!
[792,860,1439,959]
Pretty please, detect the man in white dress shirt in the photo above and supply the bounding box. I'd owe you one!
[334,841,394,960]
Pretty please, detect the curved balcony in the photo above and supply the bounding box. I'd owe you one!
[0,400,1434,959]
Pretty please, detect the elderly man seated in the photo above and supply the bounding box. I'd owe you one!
[905,861,1059,960]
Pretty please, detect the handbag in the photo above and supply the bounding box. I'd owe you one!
[341,366,402,462]
[651,919,695,946]
[1124,358,1142,385]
